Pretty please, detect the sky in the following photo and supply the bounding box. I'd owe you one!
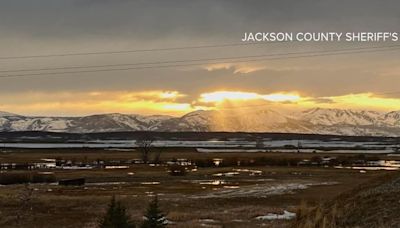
[0,0,399,116]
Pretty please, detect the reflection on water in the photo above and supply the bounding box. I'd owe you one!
[255,210,296,220]
[335,166,399,171]
[368,160,400,167]
[223,186,240,189]
[86,182,127,186]
[199,180,226,185]
[141,182,160,185]
[192,181,338,199]
[212,172,239,177]
[233,169,263,176]
[212,168,263,177]
[334,160,400,171]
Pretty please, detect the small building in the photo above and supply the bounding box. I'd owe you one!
[166,158,192,166]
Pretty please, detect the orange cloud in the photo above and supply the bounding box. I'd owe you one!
[1,90,400,117]
[0,90,194,116]
[199,91,301,103]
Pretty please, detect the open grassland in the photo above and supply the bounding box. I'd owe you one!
[1,147,396,163]
[0,149,396,227]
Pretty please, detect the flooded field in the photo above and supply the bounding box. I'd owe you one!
[0,148,397,227]
[1,132,400,155]
[1,138,400,154]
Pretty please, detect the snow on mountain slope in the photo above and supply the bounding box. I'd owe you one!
[154,110,214,131]
[174,109,292,132]
[67,113,175,132]
[181,110,214,126]
[0,108,399,136]
[378,111,400,127]
[211,109,291,132]
[297,108,382,126]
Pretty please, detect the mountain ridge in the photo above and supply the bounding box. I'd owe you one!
[0,108,399,136]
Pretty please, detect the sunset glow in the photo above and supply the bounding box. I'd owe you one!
[200,91,260,103]
[199,91,301,103]
[1,90,400,117]
[262,93,301,102]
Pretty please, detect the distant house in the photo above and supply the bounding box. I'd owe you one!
[166,158,193,166]
[319,157,336,164]
[0,163,34,170]
[35,159,56,169]
[213,158,223,166]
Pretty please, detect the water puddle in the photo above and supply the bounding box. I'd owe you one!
[212,172,239,177]
[199,180,226,185]
[334,160,400,171]
[212,168,263,177]
[86,182,127,186]
[105,166,129,169]
[192,181,337,199]
[223,186,240,189]
[255,210,296,220]
[141,182,160,185]
[233,168,263,176]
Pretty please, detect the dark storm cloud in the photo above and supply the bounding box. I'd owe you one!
[0,0,399,40]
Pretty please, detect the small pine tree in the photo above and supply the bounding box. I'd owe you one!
[99,196,135,228]
[141,196,166,228]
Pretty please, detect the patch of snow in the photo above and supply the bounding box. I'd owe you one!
[255,210,296,220]
[192,181,338,198]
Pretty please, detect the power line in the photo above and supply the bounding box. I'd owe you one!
[1,44,400,74]
[0,45,398,79]
[0,41,288,60]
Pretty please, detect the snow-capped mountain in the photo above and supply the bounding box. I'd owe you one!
[291,108,400,136]
[378,111,400,127]
[297,108,382,126]
[0,108,400,136]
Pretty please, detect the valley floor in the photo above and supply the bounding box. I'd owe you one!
[0,149,397,227]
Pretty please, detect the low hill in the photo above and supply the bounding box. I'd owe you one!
[293,172,400,228]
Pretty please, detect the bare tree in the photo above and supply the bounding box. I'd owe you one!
[255,138,265,149]
[136,134,155,164]
[152,148,163,164]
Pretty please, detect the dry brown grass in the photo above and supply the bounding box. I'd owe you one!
[292,172,400,228]
[0,149,394,227]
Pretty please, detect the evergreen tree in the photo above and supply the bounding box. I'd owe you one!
[141,196,166,228]
[99,196,135,228]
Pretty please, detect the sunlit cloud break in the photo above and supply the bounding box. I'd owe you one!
[199,91,301,103]
[0,90,194,116]
[1,90,400,117]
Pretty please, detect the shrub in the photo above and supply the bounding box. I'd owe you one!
[0,172,30,185]
[168,165,186,176]
[31,173,56,183]
[0,172,56,185]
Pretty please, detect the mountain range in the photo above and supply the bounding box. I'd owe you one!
[0,108,400,136]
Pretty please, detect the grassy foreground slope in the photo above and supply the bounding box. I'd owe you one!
[293,172,400,228]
